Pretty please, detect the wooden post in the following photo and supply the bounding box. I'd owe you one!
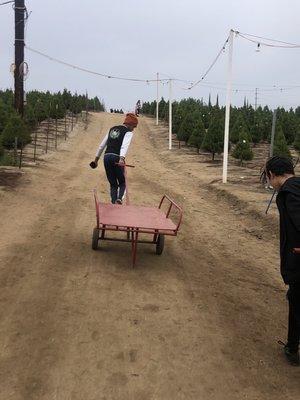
[33,130,37,161]
[19,142,23,169]
[14,0,25,116]
[46,118,50,153]
[55,116,58,149]
[64,114,67,140]
[14,137,18,165]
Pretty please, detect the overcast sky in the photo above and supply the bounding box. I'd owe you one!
[1,0,300,111]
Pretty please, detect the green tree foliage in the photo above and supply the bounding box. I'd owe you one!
[177,110,205,145]
[188,117,206,152]
[294,127,300,152]
[273,124,291,159]
[172,104,185,136]
[230,114,250,144]
[0,139,4,158]
[202,112,224,160]
[1,113,31,149]
[177,115,194,144]
[232,132,254,165]
[0,100,9,134]
[141,97,300,154]
[0,88,105,152]
[158,98,167,119]
[249,122,261,144]
[278,108,299,144]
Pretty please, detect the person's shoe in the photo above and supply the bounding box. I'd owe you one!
[116,199,123,205]
[284,346,299,366]
[279,341,300,366]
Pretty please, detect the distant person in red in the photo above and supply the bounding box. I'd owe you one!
[90,113,138,204]
[135,100,141,116]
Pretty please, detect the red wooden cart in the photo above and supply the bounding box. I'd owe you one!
[92,164,183,267]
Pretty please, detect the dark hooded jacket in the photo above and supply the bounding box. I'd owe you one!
[276,177,300,284]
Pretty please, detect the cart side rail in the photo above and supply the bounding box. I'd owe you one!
[158,194,183,233]
[93,189,100,228]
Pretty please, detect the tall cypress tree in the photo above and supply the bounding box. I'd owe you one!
[249,119,262,144]
[273,124,291,159]
[232,131,254,165]
[177,115,194,144]
[230,114,250,144]
[294,126,300,152]
[188,116,206,153]
[202,111,224,160]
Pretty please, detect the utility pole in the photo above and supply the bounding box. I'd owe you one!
[85,90,88,123]
[269,109,277,157]
[254,88,258,110]
[222,29,234,184]
[14,0,25,116]
[168,79,172,150]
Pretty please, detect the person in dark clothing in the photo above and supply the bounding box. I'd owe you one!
[90,113,138,204]
[265,156,300,366]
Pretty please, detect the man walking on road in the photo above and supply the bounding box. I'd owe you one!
[265,156,300,366]
[90,113,138,204]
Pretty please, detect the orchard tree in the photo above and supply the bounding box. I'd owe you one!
[158,97,167,119]
[0,140,4,158]
[230,114,250,144]
[202,111,224,160]
[172,105,185,136]
[273,124,291,159]
[177,115,194,144]
[232,131,254,165]
[1,113,31,149]
[249,121,262,145]
[294,127,300,152]
[188,117,206,152]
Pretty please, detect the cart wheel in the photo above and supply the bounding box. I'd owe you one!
[92,227,99,250]
[156,234,165,255]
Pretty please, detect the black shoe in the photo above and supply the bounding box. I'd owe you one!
[279,341,300,366]
[116,199,123,205]
[284,346,299,366]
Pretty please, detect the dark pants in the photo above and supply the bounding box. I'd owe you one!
[103,154,125,204]
[287,283,300,352]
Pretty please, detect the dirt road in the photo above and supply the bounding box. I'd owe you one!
[0,113,299,400]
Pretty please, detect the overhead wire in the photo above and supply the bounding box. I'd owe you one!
[237,31,300,47]
[236,31,300,48]
[0,0,14,5]
[25,46,171,83]
[187,36,230,90]
[24,28,300,102]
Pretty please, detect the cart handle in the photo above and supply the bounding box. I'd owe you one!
[158,194,183,232]
[115,163,135,168]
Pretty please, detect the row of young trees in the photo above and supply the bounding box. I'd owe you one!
[0,89,105,158]
[142,97,300,163]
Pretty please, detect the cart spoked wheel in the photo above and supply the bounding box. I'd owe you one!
[92,227,100,250]
[156,234,165,255]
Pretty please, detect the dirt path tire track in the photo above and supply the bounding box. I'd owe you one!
[0,113,299,400]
